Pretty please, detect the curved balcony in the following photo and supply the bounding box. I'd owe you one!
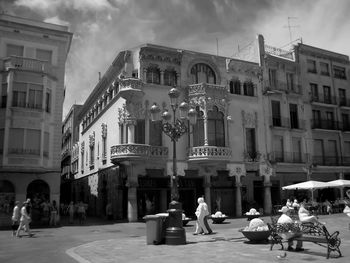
[118,78,144,101]
[110,144,168,163]
[188,146,232,162]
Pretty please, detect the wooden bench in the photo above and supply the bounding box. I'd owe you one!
[268,216,342,259]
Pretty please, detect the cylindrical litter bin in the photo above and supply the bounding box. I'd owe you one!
[143,214,168,245]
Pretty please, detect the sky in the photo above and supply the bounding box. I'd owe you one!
[2,0,350,119]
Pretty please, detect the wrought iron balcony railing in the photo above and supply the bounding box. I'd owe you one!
[269,151,307,163]
[270,116,305,129]
[110,144,168,162]
[188,146,232,162]
[264,81,301,95]
[311,119,341,130]
[243,151,261,162]
[310,95,337,105]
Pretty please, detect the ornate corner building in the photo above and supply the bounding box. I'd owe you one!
[68,36,350,222]
[0,14,72,227]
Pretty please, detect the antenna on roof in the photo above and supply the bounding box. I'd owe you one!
[283,17,300,44]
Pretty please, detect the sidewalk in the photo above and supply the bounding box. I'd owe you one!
[67,214,350,263]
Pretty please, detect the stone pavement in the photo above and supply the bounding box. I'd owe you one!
[67,214,350,263]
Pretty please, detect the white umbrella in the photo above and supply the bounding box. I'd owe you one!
[327,179,350,199]
[327,179,350,187]
[282,180,329,201]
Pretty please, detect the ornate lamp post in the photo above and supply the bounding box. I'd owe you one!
[150,87,197,245]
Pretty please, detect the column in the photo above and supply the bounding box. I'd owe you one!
[160,70,164,85]
[127,185,138,222]
[263,175,272,215]
[203,116,209,146]
[235,178,242,217]
[126,118,136,144]
[160,189,168,212]
[204,174,211,212]
[339,172,344,200]
[143,68,147,83]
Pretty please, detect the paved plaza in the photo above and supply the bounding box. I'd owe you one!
[0,213,349,263]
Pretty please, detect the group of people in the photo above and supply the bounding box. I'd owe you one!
[65,201,87,225]
[11,199,34,238]
[277,200,326,251]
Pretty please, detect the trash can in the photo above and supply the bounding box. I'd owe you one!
[143,214,168,245]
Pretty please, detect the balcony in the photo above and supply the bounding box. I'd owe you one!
[3,56,56,79]
[310,95,337,106]
[118,78,144,101]
[312,156,341,166]
[311,119,340,130]
[188,83,227,98]
[263,81,302,95]
[61,148,71,160]
[110,144,168,163]
[269,151,307,163]
[270,116,305,130]
[243,151,261,162]
[339,98,350,108]
[188,146,232,162]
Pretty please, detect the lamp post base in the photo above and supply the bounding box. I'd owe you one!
[165,200,186,245]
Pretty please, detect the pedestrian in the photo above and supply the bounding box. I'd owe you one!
[77,201,86,225]
[193,197,212,235]
[50,200,58,226]
[298,202,325,225]
[106,203,113,220]
[277,206,303,251]
[16,200,33,238]
[11,201,20,237]
[66,201,75,224]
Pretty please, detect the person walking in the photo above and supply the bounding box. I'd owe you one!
[16,200,33,238]
[77,201,86,225]
[11,201,20,237]
[66,201,75,224]
[193,197,212,235]
[50,200,58,226]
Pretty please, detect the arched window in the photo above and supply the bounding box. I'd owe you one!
[164,69,177,86]
[193,108,204,147]
[243,80,254,96]
[229,79,241,94]
[190,63,216,84]
[207,106,225,146]
[146,65,160,84]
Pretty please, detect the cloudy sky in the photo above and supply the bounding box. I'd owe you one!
[2,0,350,118]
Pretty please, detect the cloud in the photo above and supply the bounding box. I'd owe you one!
[4,0,350,118]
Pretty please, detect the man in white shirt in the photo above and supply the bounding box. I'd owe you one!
[278,206,303,251]
[11,201,20,236]
[16,201,33,238]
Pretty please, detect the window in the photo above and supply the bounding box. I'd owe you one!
[333,66,346,79]
[135,119,145,144]
[81,142,84,172]
[146,65,160,84]
[36,49,52,64]
[289,104,299,129]
[243,81,254,96]
[12,82,26,107]
[229,79,241,94]
[0,129,4,154]
[101,124,107,162]
[307,59,317,73]
[6,44,24,56]
[268,68,277,88]
[292,137,302,162]
[323,86,331,104]
[286,73,295,91]
[28,84,43,109]
[342,113,350,131]
[273,135,284,162]
[339,88,346,106]
[190,63,216,84]
[45,90,51,113]
[271,100,281,126]
[149,120,162,146]
[207,106,224,146]
[44,132,49,157]
[245,128,256,159]
[193,109,204,147]
[89,134,95,168]
[320,62,329,76]
[327,140,338,165]
[313,139,324,165]
[1,83,7,108]
[312,110,321,128]
[9,128,24,154]
[310,83,318,100]
[164,69,177,86]
[326,111,335,129]
[26,129,41,155]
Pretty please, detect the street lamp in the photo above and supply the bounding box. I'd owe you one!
[150,87,197,245]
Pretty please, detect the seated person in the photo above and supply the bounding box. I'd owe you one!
[277,206,303,252]
[292,199,300,210]
[286,199,293,209]
[298,202,325,225]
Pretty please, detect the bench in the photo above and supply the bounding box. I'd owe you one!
[268,216,342,259]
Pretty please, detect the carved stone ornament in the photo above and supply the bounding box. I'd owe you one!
[227,163,246,177]
[101,123,107,138]
[89,132,95,147]
[118,105,128,123]
[80,141,85,153]
[241,110,257,128]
